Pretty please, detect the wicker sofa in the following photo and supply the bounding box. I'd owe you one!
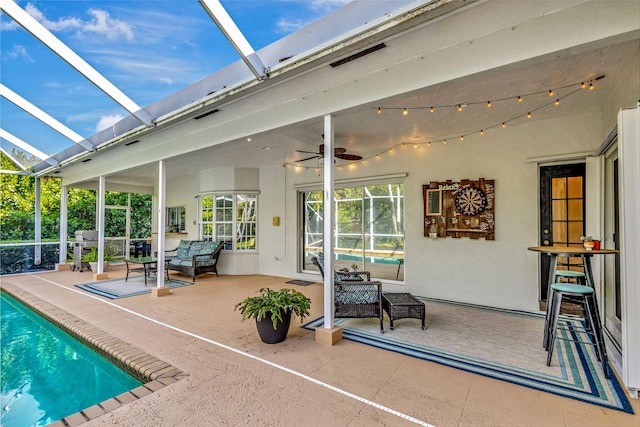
[166,240,223,282]
[311,254,384,333]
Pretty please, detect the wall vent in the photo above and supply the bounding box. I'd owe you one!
[330,43,387,68]
[193,109,220,120]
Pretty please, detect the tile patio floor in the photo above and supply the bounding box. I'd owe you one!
[2,266,638,426]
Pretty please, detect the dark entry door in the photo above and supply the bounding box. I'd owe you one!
[539,163,586,301]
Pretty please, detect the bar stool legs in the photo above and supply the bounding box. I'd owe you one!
[546,283,608,378]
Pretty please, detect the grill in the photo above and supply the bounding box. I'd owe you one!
[72,230,98,272]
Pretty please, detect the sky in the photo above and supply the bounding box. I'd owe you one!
[0,0,352,165]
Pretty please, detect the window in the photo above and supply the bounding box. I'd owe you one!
[199,193,257,251]
[301,182,404,281]
[166,205,186,233]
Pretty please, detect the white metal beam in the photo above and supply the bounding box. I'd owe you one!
[1,84,94,151]
[198,0,267,80]
[0,0,154,127]
[0,128,58,167]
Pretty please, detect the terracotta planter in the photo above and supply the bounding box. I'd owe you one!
[255,310,292,344]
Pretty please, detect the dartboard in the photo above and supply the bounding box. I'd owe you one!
[455,187,487,216]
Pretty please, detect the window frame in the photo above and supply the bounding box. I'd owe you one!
[198,192,258,252]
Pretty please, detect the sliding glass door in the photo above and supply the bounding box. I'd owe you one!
[301,182,404,281]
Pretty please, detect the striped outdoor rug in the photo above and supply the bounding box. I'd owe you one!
[303,298,633,413]
[75,276,193,299]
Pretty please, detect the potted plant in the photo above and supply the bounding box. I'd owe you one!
[81,247,100,272]
[235,287,311,344]
[580,235,596,250]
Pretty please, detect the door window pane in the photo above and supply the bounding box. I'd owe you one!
[567,176,583,198]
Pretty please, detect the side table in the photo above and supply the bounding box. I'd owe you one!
[382,292,426,330]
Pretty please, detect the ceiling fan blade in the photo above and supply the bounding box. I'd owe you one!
[333,147,347,155]
[295,149,320,154]
[295,155,321,162]
[336,153,363,161]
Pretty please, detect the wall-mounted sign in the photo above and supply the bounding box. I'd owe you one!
[423,178,495,240]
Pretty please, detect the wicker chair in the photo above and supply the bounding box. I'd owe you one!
[311,254,384,333]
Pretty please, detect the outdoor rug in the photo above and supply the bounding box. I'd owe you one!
[303,298,633,413]
[75,276,193,299]
[285,279,317,286]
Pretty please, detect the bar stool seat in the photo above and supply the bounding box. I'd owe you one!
[546,282,608,378]
[555,269,587,285]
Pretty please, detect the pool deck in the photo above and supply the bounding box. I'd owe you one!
[2,266,639,427]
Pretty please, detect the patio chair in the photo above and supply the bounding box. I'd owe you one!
[311,253,384,333]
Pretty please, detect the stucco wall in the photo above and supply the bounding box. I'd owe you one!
[257,111,604,312]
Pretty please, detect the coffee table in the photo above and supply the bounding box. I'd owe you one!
[125,257,168,286]
[382,292,426,330]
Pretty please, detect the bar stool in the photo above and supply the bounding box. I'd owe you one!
[546,282,608,378]
[555,269,586,285]
[543,270,588,349]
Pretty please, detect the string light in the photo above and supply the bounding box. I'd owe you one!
[402,108,408,115]
[283,76,606,171]
[372,76,603,114]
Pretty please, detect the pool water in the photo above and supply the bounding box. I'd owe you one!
[0,292,142,427]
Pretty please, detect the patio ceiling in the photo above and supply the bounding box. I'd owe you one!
[99,35,638,189]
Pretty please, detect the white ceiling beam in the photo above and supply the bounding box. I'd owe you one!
[1,84,95,151]
[198,0,267,80]
[0,0,154,127]
[0,128,58,167]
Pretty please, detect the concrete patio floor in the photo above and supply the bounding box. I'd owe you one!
[2,266,638,427]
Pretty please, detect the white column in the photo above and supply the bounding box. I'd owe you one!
[323,114,335,329]
[156,160,167,288]
[97,176,106,274]
[34,177,42,265]
[59,185,68,262]
[618,106,640,393]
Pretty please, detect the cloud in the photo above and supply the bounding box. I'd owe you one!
[276,17,308,33]
[22,3,133,42]
[83,9,134,42]
[309,0,353,10]
[95,114,125,133]
[4,45,34,62]
[24,3,83,32]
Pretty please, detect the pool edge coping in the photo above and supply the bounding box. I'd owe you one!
[1,283,187,427]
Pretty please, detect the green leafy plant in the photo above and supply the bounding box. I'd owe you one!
[235,287,311,329]
[81,246,121,263]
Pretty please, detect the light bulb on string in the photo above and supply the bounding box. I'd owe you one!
[443,139,447,145]
[589,83,594,90]
[517,96,522,102]
[502,122,506,128]
[581,82,586,89]
[480,130,484,135]
[402,108,408,115]
[527,112,532,118]
[555,99,560,105]
[549,90,554,96]
[457,104,463,112]
[414,143,418,148]
[377,107,382,114]
[460,135,464,141]
[487,101,492,108]
[430,107,434,113]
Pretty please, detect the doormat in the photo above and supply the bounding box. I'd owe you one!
[285,279,316,286]
[303,298,633,413]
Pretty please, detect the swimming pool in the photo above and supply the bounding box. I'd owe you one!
[0,292,142,427]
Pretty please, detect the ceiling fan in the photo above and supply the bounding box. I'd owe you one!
[295,144,363,162]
